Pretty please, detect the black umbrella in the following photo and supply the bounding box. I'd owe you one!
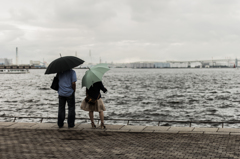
[45,56,84,74]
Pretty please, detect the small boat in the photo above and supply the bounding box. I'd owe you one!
[0,69,29,74]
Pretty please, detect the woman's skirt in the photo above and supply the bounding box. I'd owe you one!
[80,98,106,112]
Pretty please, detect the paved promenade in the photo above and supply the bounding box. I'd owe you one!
[1,122,240,158]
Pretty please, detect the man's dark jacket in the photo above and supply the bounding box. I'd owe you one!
[86,81,107,100]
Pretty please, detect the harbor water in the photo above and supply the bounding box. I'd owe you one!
[0,68,239,128]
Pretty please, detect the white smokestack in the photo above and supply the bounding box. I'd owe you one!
[16,47,18,65]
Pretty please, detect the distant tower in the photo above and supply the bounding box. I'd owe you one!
[100,57,101,64]
[75,51,77,57]
[236,58,238,67]
[16,47,18,65]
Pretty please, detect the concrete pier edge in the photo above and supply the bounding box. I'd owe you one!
[1,121,240,135]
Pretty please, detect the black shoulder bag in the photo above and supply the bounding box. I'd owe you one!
[50,74,59,91]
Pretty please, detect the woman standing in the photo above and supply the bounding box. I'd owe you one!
[81,81,107,129]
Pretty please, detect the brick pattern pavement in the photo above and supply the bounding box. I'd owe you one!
[1,128,240,159]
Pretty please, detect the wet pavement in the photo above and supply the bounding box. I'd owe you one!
[1,122,240,158]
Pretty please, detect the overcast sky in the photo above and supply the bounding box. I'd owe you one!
[1,0,240,64]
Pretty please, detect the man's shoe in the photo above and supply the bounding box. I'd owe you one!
[68,125,75,128]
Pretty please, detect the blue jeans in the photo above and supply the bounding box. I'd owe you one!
[58,93,75,128]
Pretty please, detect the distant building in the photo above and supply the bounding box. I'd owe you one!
[112,63,130,68]
[154,62,170,68]
[0,58,13,66]
[130,62,170,68]
[202,62,210,68]
[30,60,41,66]
[170,63,188,68]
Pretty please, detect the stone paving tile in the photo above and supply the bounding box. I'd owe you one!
[120,125,146,131]
[168,127,194,131]
[129,129,144,132]
[193,127,219,132]
[7,122,38,129]
[0,122,16,128]
[31,123,58,129]
[179,131,204,134]
[154,131,179,133]
[100,124,124,130]
[82,128,106,132]
[144,126,170,131]
[230,133,240,135]
[204,131,230,135]
[2,128,240,159]
[142,130,154,133]
[105,129,130,132]
[76,123,93,129]
[52,123,81,130]
[76,123,107,132]
[218,128,240,133]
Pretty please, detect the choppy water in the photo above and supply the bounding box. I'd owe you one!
[0,68,239,127]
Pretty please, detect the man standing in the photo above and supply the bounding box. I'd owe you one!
[58,69,77,128]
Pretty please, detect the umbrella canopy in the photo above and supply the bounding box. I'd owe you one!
[45,56,84,74]
[82,63,110,89]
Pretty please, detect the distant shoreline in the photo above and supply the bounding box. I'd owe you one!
[0,67,238,69]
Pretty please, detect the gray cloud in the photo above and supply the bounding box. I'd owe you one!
[0,0,240,64]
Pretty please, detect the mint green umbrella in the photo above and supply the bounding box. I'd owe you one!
[82,63,110,89]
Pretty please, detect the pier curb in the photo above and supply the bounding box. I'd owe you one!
[1,122,240,135]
